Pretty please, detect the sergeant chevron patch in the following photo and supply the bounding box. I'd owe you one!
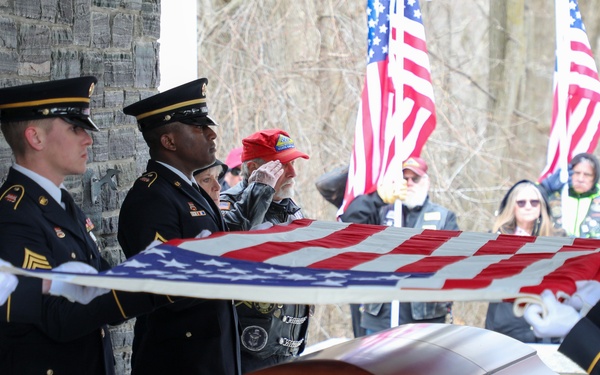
[22,248,51,270]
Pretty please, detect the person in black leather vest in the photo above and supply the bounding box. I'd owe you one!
[340,157,457,334]
[220,128,311,374]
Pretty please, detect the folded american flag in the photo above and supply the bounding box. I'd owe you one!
[7,219,600,304]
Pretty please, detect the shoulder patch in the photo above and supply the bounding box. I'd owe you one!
[22,248,51,270]
[0,185,25,210]
[219,201,232,211]
[138,172,158,187]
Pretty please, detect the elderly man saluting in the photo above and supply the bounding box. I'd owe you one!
[220,128,311,373]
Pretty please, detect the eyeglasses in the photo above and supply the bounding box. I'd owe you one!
[516,199,540,208]
[230,168,241,176]
[404,175,421,183]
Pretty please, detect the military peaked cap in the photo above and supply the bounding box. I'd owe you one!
[123,78,218,132]
[0,76,99,131]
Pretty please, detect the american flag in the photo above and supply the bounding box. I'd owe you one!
[539,0,600,181]
[10,219,600,304]
[339,0,436,215]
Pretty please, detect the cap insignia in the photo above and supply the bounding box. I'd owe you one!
[201,83,207,97]
[274,134,295,152]
[89,82,95,97]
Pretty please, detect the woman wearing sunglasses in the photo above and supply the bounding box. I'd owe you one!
[485,180,566,343]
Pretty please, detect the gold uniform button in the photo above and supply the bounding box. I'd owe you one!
[71,252,76,259]
[185,332,192,338]
[46,370,54,375]
[101,328,105,338]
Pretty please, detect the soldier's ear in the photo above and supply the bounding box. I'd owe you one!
[24,125,45,151]
[160,132,177,151]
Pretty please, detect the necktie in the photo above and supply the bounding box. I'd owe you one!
[61,188,79,221]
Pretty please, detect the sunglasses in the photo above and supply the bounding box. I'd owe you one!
[516,199,540,208]
[404,175,421,183]
[230,168,241,176]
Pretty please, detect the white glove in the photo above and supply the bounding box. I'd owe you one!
[49,262,110,304]
[195,229,212,238]
[524,289,580,338]
[0,259,18,306]
[565,280,600,316]
[248,161,284,188]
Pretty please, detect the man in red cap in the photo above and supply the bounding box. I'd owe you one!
[219,128,310,373]
[340,156,458,335]
[221,146,244,191]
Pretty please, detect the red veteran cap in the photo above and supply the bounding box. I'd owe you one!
[224,147,243,169]
[402,157,428,176]
[242,129,309,164]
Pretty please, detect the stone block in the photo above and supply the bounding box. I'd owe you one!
[112,13,134,48]
[101,215,120,237]
[0,17,17,48]
[140,10,159,39]
[56,0,74,24]
[104,52,134,87]
[41,0,57,22]
[123,0,142,11]
[133,42,158,88]
[82,50,105,78]
[0,51,18,74]
[104,89,124,109]
[73,0,91,46]
[93,0,121,8]
[92,11,110,48]
[50,49,81,79]
[15,0,41,19]
[51,26,73,46]
[91,127,109,162]
[109,127,137,159]
[18,24,51,64]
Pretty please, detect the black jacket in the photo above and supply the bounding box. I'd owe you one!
[560,301,600,375]
[118,160,241,375]
[340,192,457,331]
[220,180,309,373]
[0,168,173,375]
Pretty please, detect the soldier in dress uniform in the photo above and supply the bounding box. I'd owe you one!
[119,78,241,375]
[0,76,176,375]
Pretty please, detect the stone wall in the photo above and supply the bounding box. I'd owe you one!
[0,1,160,373]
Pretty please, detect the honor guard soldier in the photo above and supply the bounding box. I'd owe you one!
[119,78,241,375]
[0,77,176,375]
[219,128,311,373]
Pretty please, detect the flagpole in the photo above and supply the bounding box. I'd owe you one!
[388,0,404,329]
[555,0,571,215]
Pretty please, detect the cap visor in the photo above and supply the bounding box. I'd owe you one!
[263,149,310,164]
[403,166,425,176]
[62,116,100,131]
[181,115,219,127]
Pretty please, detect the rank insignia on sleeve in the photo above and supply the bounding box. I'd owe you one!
[154,232,167,243]
[190,210,206,217]
[54,226,66,238]
[22,248,52,270]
